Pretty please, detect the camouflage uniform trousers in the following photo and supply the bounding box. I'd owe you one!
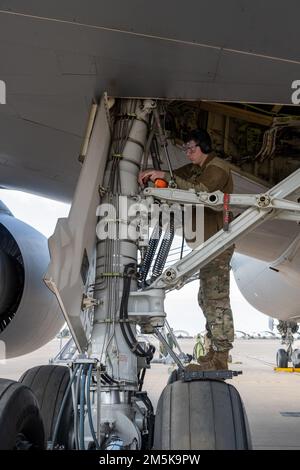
[198,245,235,352]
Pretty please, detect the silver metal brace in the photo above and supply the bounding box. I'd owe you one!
[144,186,300,220]
[143,168,300,291]
[154,327,185,370]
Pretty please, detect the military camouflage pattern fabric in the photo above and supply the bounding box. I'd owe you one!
[198,246,235,352]
[169,154,234,241]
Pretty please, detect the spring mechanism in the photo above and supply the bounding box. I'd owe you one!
[138,213,162,285]
[151,213,175,282]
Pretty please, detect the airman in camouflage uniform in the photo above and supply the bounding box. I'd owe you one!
[138,129,234,370]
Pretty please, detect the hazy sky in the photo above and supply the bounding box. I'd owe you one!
[0,188,270,335]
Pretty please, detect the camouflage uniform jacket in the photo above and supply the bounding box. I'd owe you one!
[166,154,233,241]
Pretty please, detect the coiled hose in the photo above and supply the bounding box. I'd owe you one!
[139,215,162,285]
[151,213,175,282]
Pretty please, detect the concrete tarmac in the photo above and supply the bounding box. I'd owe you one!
[1,337,300,450]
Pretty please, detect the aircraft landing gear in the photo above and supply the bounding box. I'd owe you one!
[276,321,299,368]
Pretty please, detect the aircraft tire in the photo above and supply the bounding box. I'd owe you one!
[153,379,252,449]
[167,369,178,384]
[0,378,44,449]
[276,349,288,368]
[20,365,73,449]
[291,349,300,368]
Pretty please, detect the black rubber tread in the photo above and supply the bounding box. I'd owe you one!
[153,379,251,450]
[276,349,288,368]
[0,378,45,450]
[20,365,73,448]
[291,349,300,368]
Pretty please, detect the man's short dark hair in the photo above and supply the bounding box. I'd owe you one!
[184,128,212,154]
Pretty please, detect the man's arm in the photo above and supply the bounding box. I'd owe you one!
[138,169,166,186]
[165,165,230,192]
[138,164,230,192]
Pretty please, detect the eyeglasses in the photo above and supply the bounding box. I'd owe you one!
[182,144,199,154]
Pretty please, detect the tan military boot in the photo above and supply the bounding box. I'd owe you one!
[197,347,214,364]
[185,351,229,372]
[212,351,229,370]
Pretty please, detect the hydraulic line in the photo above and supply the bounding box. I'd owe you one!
[120,264,155,359]
[100,369,119,385]
[136,392,154,449]
[141,127,155,172]
[153,108,175,184]
[100,374,112,385]
[150,136,162,171]
[50,364,80,450]
[151,213,175,282]
[74,365,83,450]
[120,287,148,358]
[86,364,101,450]
[79,366,88,450]
[139,213,162,285]
[119,267,145,357]
[180,210,185,260]
[138,368,146,392]
[69,367,77,427]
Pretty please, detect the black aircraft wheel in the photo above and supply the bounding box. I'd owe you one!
[153,380,252,450]
[291,349,300,368]
[20,365,74,449]
[276,349,288,368]
[0,379,44,450]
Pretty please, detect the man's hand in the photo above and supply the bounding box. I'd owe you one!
[138,169,166,187]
